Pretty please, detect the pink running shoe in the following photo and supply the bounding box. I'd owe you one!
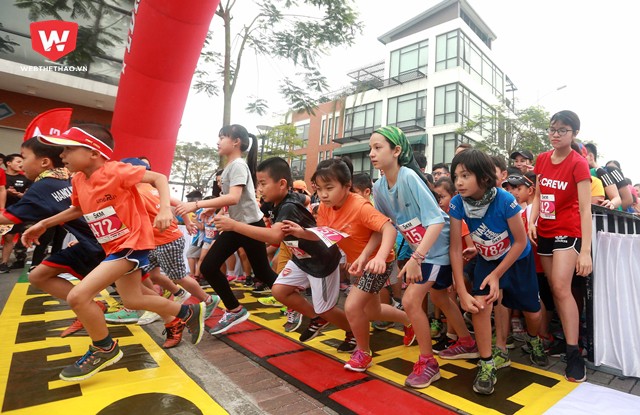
[405,355,441,388]
[344,349,372,372]
[403,324,417,346]
[439,339,480,359]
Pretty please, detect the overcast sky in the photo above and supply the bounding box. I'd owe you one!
[178,0,640,183]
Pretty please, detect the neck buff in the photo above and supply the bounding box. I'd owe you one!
[35,168,70,182]
[462,187,497,218]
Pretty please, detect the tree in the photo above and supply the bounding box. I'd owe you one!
[170,141,219,198]
[194,0,362,125]
[456,104,552,159]
[259,124,303,162]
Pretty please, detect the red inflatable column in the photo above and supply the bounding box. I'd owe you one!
[111,0,220,175]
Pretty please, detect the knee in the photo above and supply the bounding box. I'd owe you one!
[271,285,288,303]
[66,288,88,309]
[27,271,45,288]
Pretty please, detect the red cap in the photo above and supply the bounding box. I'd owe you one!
[38,127,113,160]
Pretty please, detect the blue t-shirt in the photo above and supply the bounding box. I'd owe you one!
[4,177,103,257]
[449,188,530,261]
[373,167,450,265]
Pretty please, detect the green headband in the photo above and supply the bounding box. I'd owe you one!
[375,126,413,166]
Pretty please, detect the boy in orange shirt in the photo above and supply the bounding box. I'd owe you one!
[22,125,205,382]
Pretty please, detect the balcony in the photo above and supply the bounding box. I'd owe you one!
[394,117,426,133]
[333,125,381,144]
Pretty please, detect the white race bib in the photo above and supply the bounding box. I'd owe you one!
[84,206,130,244]
[283,240,311,259]
[398,217,426,251]
[540,194,556,220]
[471,230,511,261]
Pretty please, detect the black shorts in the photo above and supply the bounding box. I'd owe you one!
[537,236,581,256]
[537,272,554,311]
[41,243,105,279]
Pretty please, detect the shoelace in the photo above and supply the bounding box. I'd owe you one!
[76,348,96,366]
[351,350,369,364]
[477,362,493,381]
[286,311,297,324]
[413,359,427,375]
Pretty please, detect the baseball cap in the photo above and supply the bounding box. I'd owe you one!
[502,174,534,188]
[292,180,310,195]
[509,149,534,161]
[121,157,151,170]
[38,127,113,160]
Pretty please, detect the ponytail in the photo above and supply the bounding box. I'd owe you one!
[246,133,258,187]
[219,124,258,187]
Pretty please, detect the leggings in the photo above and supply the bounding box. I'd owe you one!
[200,219,277,310]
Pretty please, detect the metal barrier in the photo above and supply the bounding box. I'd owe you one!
[586,205,640,374]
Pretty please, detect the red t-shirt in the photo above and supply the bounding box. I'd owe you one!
[137,182,182,246]
[534,150,591,238]
[0,169,6,186]
[71,161,155,255]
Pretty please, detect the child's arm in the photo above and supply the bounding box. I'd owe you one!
[528,181,541,244]
[0,186,6,210]
[479,214,527,303]
[280,220,321,241]
[0,214,15,225]
[21,206,83,246]
[576,179,593,276]
[350,221,396,276]
[451,217,483,313]
[399,222,444,284]
[214,214,285,246]
[175,186,243,216]
[141,171,172,232]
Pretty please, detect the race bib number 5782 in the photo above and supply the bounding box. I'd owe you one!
[84,206,130,244]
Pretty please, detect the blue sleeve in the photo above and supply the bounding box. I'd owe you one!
[5,184,51,223]
[372,180,391,217]
[501,190,522,220]
[406,171,444,227]
[449,194,464,220]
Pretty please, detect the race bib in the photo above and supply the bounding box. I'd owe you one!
[84,206,130,244]
[398,217,426,250]
[540,194,556,220]
[204,226,217,239]
[471,230,511,261]
[283,240,311,259]
[307,226,349,248]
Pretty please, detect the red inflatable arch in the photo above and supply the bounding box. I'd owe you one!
[111,0,220,175]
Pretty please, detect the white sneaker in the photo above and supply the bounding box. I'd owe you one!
[173,290,192,304]
[137,311,161,325]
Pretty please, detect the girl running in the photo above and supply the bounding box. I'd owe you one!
[175,124,277,334]
[369,126,477,389]
[283,157,413,373]
[529,110,592,382]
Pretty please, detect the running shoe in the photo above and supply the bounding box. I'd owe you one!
[405,355,441,389]
[473,359,497,395]
[204,294,220,319]
[432,335,456,355]
[59,340,123,382]
[184,302,205,344]
[403,324,416,347]
[209,307,249,335]
[299,316,330,342]
[137,311,161,326]
[252,282,271,295]
[439,339,480,359]
[511,317,526,342]
[283,309,302,332]
[527,335,549,367]
[173,290,192,304]
[258,296,282,307]
[105,308,139,324]
[430,318,444,338]
[243,275,254,287]
[162,319,185,349]
[344,349,372,372]
[565,348,587,382]
[337,331,357,353]
[492,346,511,369]
[226,275,237,282]
[372,320,394,331]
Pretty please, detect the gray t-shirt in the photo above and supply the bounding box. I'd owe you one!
[221,157,263,223]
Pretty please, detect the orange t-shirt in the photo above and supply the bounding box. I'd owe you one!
[136,182,182,246]
[317,192,394,264]
[71,161,155,255]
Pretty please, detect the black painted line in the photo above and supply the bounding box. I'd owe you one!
[262,349,307,359]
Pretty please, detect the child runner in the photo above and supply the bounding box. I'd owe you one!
[529,110,592,382]
[287,157,413,372]
[369,126,477,388]
[22,125,205,382]
[1,153,31,271]
[214,157,355,352]
[0,137,106,337]
[175,124,278,334]
[449,149,544,395]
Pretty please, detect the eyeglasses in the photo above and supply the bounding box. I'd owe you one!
[547,128,573,136]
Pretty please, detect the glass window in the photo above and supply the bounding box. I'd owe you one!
[291,155,306,179]
[343,101,382,137]
[387,91,426,126]
[320,119,326,145]
[434,84,457,125]
[296,124,309,149]
[432,133,474,165]
[390,40,428,78]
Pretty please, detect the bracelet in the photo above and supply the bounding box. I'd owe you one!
[411,251,425,263]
